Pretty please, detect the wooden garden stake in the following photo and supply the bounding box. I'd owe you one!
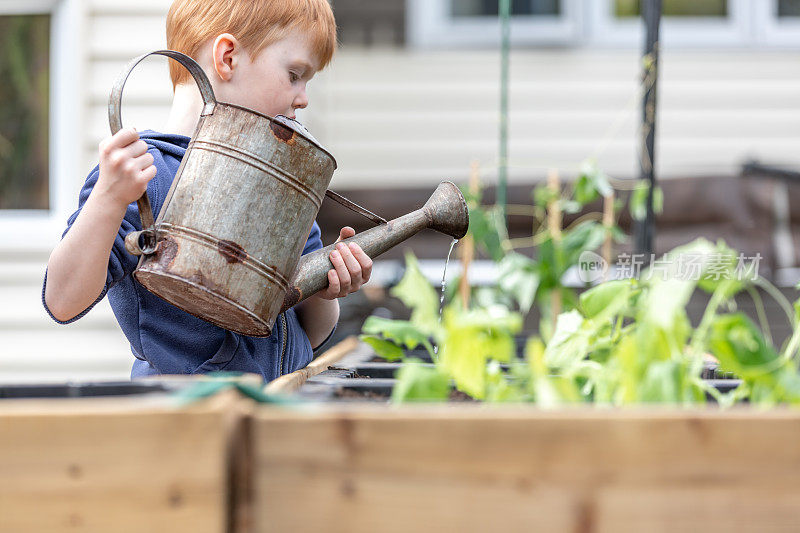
[547,169,562,319]
[459,160,480,308]
[602,191,615,281]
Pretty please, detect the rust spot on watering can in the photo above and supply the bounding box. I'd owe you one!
[156,236,179,268]
[282,285,302,312]
[269,120,296,144]
[188,270,223,294]
[218,240,248,264]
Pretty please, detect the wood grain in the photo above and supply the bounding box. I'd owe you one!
[264,336,360,395]
[250,407,800,533]
[0,391,244,533]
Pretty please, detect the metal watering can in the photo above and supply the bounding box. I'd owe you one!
[110,50,469,337]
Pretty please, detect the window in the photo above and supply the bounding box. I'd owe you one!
[332,0,406,47]
[409,0,800,49]
[0,14,50,210]
[590,0,751,48]
[0,0,81,249]
[407,0,581,48]
[778,0,800,17]
[754,0,800,46]
[451,0,561,17]
[614,0,728,18]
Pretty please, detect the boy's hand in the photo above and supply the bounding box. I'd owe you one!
[318,226,373,300]
[96,127,157,210]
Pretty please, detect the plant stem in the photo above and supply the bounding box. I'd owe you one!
[612,315,623,342]
[754,276,795,328]
[602,192,615,282]
[781,321,800,362]
[497,0,511,221]
[689,284,728,356]
[746,285,773,346]
[547,169,562,320]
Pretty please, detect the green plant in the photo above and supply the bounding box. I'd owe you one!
[461,161,648,338]
[361,239,800,407]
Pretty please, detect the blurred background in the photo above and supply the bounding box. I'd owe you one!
[1,0,799,381]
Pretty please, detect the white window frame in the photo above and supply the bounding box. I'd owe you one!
[0,0,83,251]
[408,0,800,50]
[407,0,584,48]
[753,0,800,47]
[587,0,753,48]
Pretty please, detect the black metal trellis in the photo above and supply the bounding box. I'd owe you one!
[634,0,662,263]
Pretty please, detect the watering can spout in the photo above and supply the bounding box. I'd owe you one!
[282,181,469,311]
[423,181,470,240]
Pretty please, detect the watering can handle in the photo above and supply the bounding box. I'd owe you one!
[108,50,217,255]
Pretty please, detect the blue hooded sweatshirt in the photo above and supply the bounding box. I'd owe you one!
[42,130,326,382]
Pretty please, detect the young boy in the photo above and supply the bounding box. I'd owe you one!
[43,0,372,381]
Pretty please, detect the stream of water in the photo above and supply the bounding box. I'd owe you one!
[434,238,459,355]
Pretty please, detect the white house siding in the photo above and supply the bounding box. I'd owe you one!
[80,4,800,190]
[311,48,800,189]
[1,0,170,383]
[5,0,800,381]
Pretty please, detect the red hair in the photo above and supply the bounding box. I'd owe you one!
[166,0,337,87]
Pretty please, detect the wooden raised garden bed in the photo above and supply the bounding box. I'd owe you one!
[250,405,800,533]
[0,381,249,533]
[245,338,800,533]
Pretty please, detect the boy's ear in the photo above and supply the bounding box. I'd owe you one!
[211,33,240,82]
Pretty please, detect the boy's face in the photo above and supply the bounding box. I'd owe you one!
[217,28,320,119]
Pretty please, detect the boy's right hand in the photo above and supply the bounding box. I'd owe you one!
[96,127,157,210]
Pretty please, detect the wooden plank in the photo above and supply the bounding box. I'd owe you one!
[251,407,800,532]
[264,336,360,395]
[0,391,243,533]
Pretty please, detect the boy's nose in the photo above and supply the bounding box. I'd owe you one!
[293,89,308,110]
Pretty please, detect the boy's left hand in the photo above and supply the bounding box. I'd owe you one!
[318,227,373,300]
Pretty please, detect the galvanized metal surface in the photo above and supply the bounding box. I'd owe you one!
[283,181,469,310]
[109,51,468,338]
[110,51,336,337]
[110,51,218,256]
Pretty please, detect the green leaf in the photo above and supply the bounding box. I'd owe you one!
[640,278,696,330]
[574,173,599,205]
[485,360,525,402]
[468,204,507,261]
[392,358,451,402]
[533,186,559,208]
[525,338,568,406]
[544,310,590,370]
[630,183,663,221]
[579,280,632,321]
[525,337,547,377]
[359,335,404,361]
[637,239,719,329]
[459,183,482,206]
[561,221,607,269]
[497,252,540,313]
[562,200,583,214]
[575,161,613,205]
[473,286,515,308]
[361,316,433,354]
[638,360,682,403]
[609,225,627,244]
[696,241,749,297]
[390,253,439,331]
[439,305,522,399]
[708,313,781,378]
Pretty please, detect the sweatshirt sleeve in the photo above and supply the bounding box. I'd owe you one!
[43,148,164,324]
[302,220,323,255]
